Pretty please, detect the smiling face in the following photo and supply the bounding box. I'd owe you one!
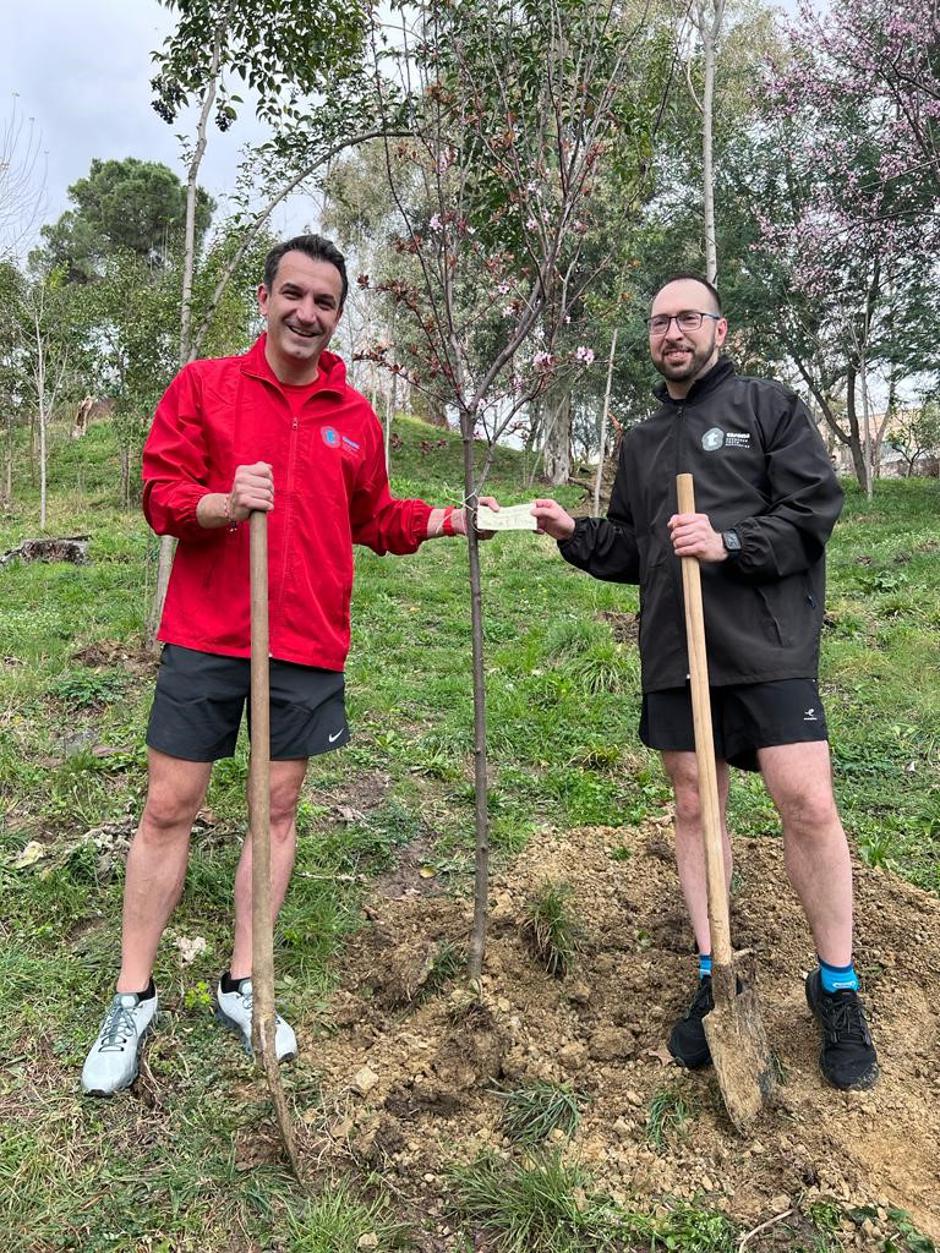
[648,278,727,398]
[257,250,344,384]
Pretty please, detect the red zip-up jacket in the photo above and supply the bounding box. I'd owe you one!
[142,335,432,670]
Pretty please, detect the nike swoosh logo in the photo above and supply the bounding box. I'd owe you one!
[328,730,344,743]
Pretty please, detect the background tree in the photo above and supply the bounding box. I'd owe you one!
[887,395,940,478]
[13,266,84,527]
[735,0,940,495]
[0,99,46,262]
[39,157,214,284]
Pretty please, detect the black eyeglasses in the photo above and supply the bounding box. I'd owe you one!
[647,311,722,336]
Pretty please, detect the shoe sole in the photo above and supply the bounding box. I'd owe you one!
[805,977,880,1092]
[214,1004,296,1063]
[81,1019,155,1098]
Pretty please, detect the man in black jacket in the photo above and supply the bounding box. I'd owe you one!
[532,274,878,1091]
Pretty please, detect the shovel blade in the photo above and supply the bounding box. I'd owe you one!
[703,955,775,1134]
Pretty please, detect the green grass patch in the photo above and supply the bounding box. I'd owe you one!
[495,1081,587,1146]
[521,881,582,977]
[1,414,937,1247]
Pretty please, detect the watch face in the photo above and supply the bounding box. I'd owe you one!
[723,530,741,552]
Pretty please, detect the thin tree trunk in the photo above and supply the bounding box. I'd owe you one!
[179,31,222,367]
[845,369,870,494]
[120,445,130,509]
[385,365,398,473]
[463,426,490,985]
[33,308,47,530]
[692,0,724,285]
[4,413,12,504]
[542,378,572,485]
[859,354,873,495]
[593,327,618,516]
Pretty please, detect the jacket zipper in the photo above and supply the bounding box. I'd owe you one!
[673,403,691,681]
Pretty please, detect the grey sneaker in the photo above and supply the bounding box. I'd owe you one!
[81,990,158,1096]
[215,979,297,1061]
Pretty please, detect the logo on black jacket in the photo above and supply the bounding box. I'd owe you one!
[702,427,725,451]
[702,427,751,452]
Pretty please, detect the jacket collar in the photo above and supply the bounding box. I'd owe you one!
[240,333,347,398]
[654,356,735,407]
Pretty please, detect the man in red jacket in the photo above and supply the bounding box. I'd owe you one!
[82,234,491,1095]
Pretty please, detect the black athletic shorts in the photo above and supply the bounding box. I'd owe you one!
[638,678,828,773]
[146,644,350,762]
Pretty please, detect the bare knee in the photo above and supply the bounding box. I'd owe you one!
[269,786,300,844]
[777,788,840,837]
[141,784,203,838]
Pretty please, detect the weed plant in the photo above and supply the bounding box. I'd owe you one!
[495,1080,587,1146]
[521,881,581,977]
[646,1086,694,1151]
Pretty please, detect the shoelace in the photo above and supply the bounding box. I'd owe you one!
[233,983,284,1026]
[98,1001,137,1052]
[820,992,869,1043]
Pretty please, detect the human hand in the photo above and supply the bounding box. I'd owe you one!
[229,462,274,521]
[668,512,726,562]
[531,499,576,541]
[451,496,500,539]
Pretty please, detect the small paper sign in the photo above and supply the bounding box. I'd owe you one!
[476,503,538,532]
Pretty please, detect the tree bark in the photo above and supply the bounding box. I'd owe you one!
[542,379,572,485]
[693,0,725,285]
[593,327,618,516]
[462,427,490,985]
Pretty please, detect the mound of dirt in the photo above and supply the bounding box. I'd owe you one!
[302,822,940,1244]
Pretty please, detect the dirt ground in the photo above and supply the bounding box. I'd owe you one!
[297,820,940,1247]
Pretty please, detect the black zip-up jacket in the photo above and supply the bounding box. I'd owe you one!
[559,359,843,692]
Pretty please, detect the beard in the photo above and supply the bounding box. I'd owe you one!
[651,332,717,384]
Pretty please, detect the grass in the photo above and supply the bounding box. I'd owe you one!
[285,1177,412,1251]
[521,881,582,977]
[495,1081,587,1146]
[645,1086,695,1152]
[448,1152,740,1251]
[0,415,938,1247]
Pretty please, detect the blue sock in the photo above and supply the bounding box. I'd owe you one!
[698,953,712,980]
[818,957,859,994]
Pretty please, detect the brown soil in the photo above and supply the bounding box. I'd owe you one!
[301,821,940,1246]
[72,638,158,676]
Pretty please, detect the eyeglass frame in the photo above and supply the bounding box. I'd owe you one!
[647,310,723,336]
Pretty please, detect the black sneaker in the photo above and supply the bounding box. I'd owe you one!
[667,976,713,1068]
[805,970,879,1091]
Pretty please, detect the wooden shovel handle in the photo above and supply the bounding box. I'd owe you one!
[249,511,275,1054]
[676,475,732,968]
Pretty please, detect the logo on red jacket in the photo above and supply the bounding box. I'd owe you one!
[322,426,340,448]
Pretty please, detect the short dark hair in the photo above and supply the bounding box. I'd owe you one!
[652,272,722,316]
[263,234,349,307]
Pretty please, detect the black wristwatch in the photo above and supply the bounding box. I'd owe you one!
[721,529,742,558]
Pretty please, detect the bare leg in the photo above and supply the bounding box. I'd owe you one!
[229,757,308,978]
[758,741,853,967]
[118,749,212,993]
[662,750,732,955]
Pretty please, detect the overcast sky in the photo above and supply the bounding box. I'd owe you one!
[1,0,317,253]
